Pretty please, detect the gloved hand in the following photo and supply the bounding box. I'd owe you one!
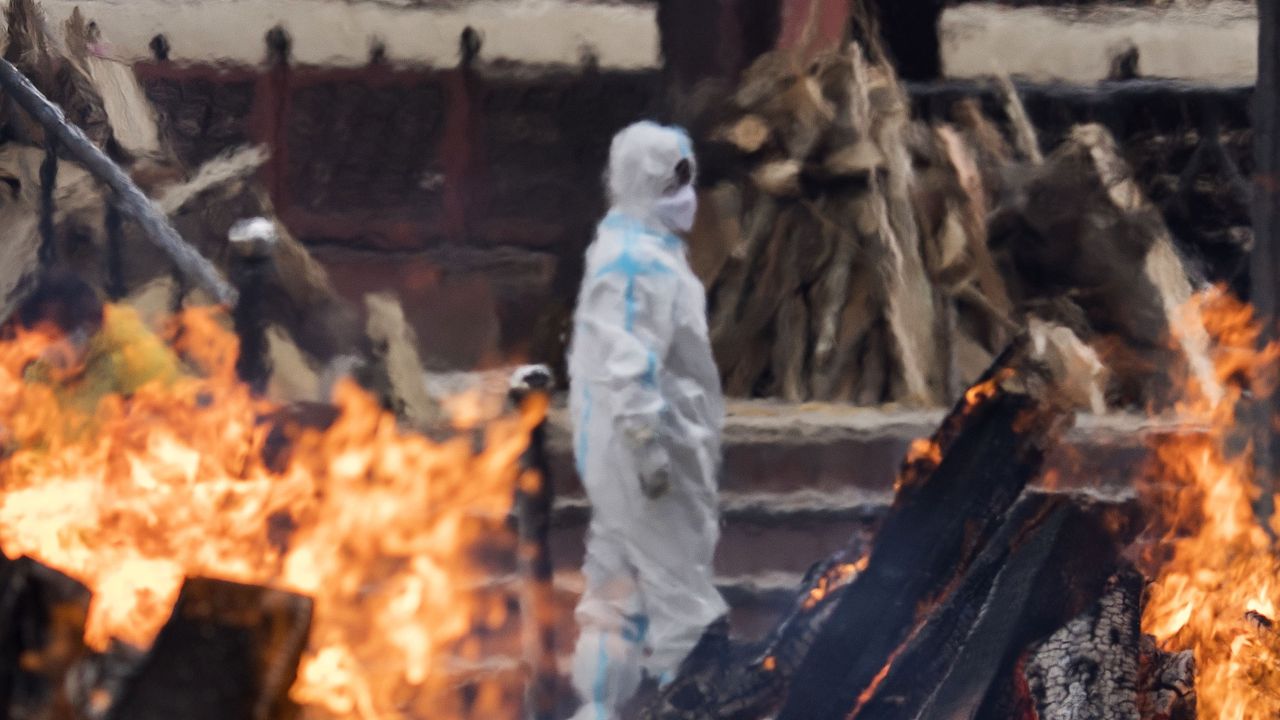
[625,425,671,499]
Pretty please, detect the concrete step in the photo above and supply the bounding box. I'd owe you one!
[529,402,1187,642]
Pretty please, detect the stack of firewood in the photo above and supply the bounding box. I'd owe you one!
[0,0,444,426]
[690,25,1205,410]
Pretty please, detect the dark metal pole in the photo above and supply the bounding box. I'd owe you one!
[0,57,237,305]
[1253,0,1280,517]
[507,365,557,720]
[228,219,277,394]
[37,137,58,267]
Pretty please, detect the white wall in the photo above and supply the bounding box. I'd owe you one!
[942,2,1257,85]
[32,0,660,68]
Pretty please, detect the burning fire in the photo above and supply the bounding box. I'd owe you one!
[0,304,542,718]
[1142,288,1280,719]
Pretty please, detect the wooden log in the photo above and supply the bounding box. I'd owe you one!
[508,367,557,720]
[635,543,872,720]
[775,347,1069,720]
[362,293,443,429]
[1022,567,1146,720]
[104,578,312,720]
[771,289,809,401]
[0,556,92,720]
[854,494,1128,720]
[996,74,1043,164]
[867,61,942,405]
[812,260,878,401]
[1137,634,1196,720]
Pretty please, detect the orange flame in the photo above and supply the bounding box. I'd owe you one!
[0,305,540,718]
[1142,287,1280,719]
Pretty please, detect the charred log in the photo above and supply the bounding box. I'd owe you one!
[775,350,1068,720]
[1018,567,1145,720]
[1137,635,1196,720]
[0,556,92,720]
[858,494,1130,720]
[641,343,1098,720]
[104,578,311,720]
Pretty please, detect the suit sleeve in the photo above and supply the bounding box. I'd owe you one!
[573,261,675,442]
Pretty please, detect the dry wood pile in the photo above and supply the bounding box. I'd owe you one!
[691,25,1207,410]
[0,0,442,425]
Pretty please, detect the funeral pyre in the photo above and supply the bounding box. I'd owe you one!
[687,16,1223,412]
[0,301,543,719]
[0,3,549,717]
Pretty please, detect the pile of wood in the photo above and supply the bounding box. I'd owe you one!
[635,341,1197,720]
[0,0,443,426]
[690,24,1206,410]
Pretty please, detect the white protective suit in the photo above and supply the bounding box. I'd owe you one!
[567,121,728,719]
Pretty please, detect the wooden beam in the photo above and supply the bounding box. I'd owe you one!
[1252,0,1280,503]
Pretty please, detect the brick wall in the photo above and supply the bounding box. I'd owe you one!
[136,60,660,368]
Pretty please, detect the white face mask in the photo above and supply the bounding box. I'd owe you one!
[654,184,698,234]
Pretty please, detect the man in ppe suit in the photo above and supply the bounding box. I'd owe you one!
[567,121,728,719]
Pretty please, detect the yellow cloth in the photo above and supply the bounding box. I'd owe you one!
[26,304,182,413]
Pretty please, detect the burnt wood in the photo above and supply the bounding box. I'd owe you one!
[104,578,311,720]
[855,493,1124,720]
[639,347,1076,720]
[775,356,1066,720]
[1021,568,1145,720]
[0,555,92,720]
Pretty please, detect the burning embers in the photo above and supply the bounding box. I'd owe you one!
[0,304,541,718]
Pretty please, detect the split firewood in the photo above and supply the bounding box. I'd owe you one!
[2,0,111,150]
[987,123,1190,408]
[361,292,443,430]
[64,9,165,161]
[1074,124,1221,406]
[153,145,269,216]
[996,75,1043,165]
[693,17,1209,411]
[701,41,959,405]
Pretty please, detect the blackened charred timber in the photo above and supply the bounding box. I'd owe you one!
[0,58,237,305]
[775,352,1068,720]
[640,347,1077,720]
[855,495,1128,720]
[1018,567,1145,720]
[103,578,312,720]
[634,547,868,720]
[0,555,92,720]
[508,365,558,720]
[1137,634,1196,719]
